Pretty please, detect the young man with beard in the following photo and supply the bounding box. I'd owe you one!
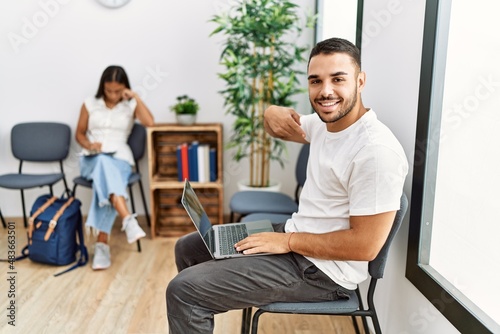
[166,37,408,333]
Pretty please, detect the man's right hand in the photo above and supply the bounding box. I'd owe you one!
[264,105,308,143]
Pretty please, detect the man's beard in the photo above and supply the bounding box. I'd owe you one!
[311,87,358,124]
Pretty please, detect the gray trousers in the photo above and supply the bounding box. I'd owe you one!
[166,223,351,333]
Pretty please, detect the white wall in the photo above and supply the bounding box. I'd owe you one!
[0,0,315,217]
[360,0,460,333]
[0,0,466,332]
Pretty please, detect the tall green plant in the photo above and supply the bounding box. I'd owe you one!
[210,0,314,188]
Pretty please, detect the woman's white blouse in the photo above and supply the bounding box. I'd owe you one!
[82,96,137,166]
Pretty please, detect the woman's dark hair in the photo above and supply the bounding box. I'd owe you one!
[308,37,361,72]
[95,65,131,98]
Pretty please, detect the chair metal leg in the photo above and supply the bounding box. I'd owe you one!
[371,313,381,334]
[1,208,6,228]
[138,179,151,227]
[351,316,361,334]
[366,280,380,334]
[250,309,265,334]
[241,308,252,334]
[367,310,382,334]
[355,287,370,333]
[128,185,142,253]
[230,211,235,224]
[128,185,136,213]
[361,311,370,331]
[20,189,28,228]
[59,162,70,197]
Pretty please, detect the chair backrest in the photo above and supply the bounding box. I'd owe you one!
[127,123,146,163]
[368,192,408,279]
[295,144,309,187]
[11,122,71,162]
[293,144,310,202]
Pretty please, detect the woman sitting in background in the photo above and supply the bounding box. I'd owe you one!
[75,65,154,270]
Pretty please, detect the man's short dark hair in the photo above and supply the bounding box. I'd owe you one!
[308,37,361,71]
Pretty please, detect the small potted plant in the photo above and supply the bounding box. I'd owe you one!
[170,95,199,125]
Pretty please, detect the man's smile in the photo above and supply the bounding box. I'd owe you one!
[317,99,341,110]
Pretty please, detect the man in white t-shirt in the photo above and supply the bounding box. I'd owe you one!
[166,37,408,333]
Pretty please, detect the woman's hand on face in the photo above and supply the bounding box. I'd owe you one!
[122,89,136,100]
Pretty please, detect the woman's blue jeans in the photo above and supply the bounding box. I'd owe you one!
[79,154,131,234]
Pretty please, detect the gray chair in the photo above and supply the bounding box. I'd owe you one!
[71,122,150,252]
[241,212,292,224]
[0,122,71,228]
[242,193,409,334]
[229,144,309,223]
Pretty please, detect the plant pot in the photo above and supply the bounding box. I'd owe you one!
[176,114,196,125]
[237,180,282,192]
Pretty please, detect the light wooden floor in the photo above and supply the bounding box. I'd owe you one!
[0,217,360,334]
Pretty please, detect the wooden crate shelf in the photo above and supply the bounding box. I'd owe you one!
[147,123,223,238]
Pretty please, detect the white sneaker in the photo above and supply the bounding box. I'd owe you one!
[92,242,111,270]
[122,214,146,244]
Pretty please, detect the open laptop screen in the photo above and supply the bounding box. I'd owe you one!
[181,180,212,240]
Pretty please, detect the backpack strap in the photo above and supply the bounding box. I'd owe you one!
[0,244,29,262]
[28,196,57,243]
[53,206,88,277]
[0,198,54,262]
[44,197,74,241]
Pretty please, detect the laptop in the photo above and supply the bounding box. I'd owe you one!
[181,180,274,259]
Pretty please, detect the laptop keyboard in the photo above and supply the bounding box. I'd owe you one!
[218,224,249,255]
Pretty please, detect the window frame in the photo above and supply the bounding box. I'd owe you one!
[405,0,499,333]
[314,0,364,49]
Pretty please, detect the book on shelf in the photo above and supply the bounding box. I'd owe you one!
[188,141,199,182]
[180,143,189,181]
[197,143,209,182]
[176,145,182,181]
[177,141,216,183]
[209,147,217,182]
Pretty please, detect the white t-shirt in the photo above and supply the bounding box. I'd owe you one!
[82,96,137,166]
[285,110,408,289]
